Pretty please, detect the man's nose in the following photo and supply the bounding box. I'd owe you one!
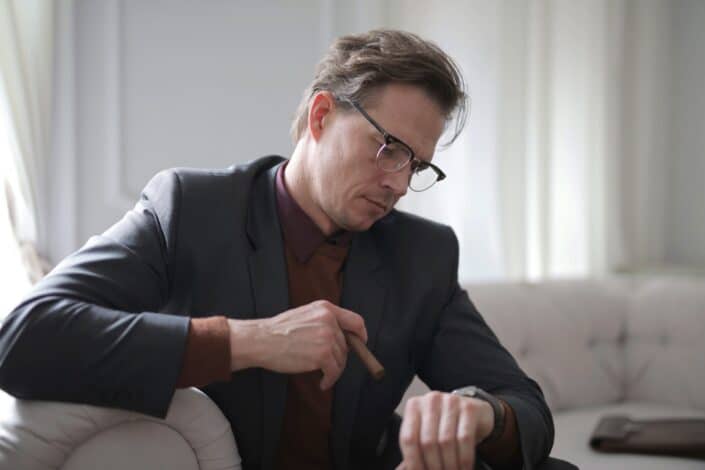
[380,167,409,198]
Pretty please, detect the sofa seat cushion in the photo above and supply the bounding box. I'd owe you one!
[552,401,705,470]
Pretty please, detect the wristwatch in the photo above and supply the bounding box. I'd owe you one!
[451,386,506,443]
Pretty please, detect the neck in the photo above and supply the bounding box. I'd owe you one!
[285,140,339,236]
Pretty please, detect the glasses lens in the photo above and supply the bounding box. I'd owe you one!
[376,142,412,172]
[409,164,439,192]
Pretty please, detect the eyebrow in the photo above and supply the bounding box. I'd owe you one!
[349,98,437,161]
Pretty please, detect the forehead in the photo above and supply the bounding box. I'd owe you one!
[358,84,446,159]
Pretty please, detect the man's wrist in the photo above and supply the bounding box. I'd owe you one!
[451,386,506,443]
[476,399,496,442]
[228,318,265,371]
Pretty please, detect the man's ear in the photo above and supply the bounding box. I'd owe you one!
[307,91,336,142]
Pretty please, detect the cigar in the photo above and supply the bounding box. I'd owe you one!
[345,332,385,381]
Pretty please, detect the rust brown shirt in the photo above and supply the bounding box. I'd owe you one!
[271,161,352,470]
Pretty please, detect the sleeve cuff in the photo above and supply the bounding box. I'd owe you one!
[175,316,231,388]
[477,398,522,469]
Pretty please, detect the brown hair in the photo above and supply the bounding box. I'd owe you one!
[290,29,468,146]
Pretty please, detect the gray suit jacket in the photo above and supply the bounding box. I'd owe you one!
[0,156,553,469]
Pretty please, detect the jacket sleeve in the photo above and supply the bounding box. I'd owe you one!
[0,170,191,418]
[415,228,554,469]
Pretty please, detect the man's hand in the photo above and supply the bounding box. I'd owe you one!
[227,300,368,390]
[397,391,495,470]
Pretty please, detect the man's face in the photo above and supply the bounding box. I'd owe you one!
[309,83,446,232]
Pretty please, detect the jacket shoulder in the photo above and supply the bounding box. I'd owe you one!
[166,155,284,189]
[142,155,284,212]
[373,209,457,248]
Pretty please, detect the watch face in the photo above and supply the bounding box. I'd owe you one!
[454,386,479,397]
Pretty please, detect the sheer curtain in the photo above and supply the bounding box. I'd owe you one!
[497,0,671,280]
[391,0,672,282]
[391,0,507,282]
[0,81,31,317]
[0,0,55,318]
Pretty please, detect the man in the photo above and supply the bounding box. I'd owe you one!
[0,30,555,469]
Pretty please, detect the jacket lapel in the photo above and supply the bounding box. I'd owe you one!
[246,162,289,470]
[332,229,388,470]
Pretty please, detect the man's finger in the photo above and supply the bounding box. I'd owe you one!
[399,400,424,470]
[438,394,461,469]
[318,355,343,390]
[419,393,443,470]
[456,402,477,470]
[331,306,368,343]
[334,323,348,358]
[330,336,347,371]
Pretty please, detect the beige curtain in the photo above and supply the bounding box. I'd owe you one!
[0,0,55,291]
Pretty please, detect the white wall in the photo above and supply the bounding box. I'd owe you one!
[667,0,705,266]
[46,0,705,276]
[48,0,389,262]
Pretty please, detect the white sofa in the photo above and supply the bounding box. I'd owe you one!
[0,387,241,469]
[400,276,705,469]
[1,277,704,469]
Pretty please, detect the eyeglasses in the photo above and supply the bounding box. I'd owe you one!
[342,99,446,192]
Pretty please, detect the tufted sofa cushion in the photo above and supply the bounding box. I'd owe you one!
[624,278,705,409]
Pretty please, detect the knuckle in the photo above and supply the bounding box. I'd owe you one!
[444,393,461,411]
[438,430,455,446]
[419,436,436,451]
[355,315,365,329]
[461,399,478,414]
[405,398,419,413]
[425,391,443,407]
[400,432,416,447]
[445,392,461,405]
[315,309,331,321]
[458,431,474,447]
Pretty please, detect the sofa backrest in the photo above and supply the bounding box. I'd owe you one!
[465,277,705,412]
[622,277,705,410]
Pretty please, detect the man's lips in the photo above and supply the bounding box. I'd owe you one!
[364,197,388,212]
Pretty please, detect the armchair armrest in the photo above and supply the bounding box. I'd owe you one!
[0,387,241,470]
